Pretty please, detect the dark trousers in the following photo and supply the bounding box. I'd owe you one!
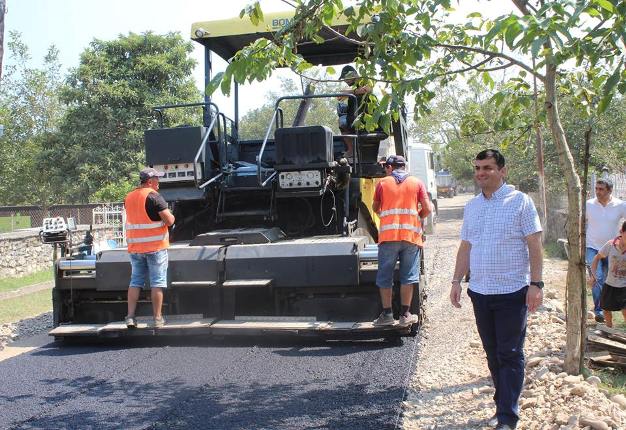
[468,286,528,428]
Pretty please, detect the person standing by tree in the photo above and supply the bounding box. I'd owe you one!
[586,179,626,323]
[124,167,175,329]
[450,149,543,430]
[372,155,431,326]
[590,221,626,328]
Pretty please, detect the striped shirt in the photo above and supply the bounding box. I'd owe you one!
[461,184,542,295]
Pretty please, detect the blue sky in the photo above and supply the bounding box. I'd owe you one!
[5,1,511,116]
[5,0,290,115]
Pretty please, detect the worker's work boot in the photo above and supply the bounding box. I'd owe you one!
[373,312,396,326]
[399,312,419,326]
[153,316,165,328]
[125,316,137,329]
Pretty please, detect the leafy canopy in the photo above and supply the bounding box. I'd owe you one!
[45,32,200,202]
[209,1,626,131]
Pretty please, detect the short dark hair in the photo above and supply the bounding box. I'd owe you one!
[596,178,613,191]
[475,149,505,169]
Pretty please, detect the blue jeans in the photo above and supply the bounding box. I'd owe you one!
[468,287,528,428]
[586,247,607,317]
[376,241,421,288]
[129,249,168,289]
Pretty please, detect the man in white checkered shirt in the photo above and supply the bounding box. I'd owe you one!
[450,149,543,430]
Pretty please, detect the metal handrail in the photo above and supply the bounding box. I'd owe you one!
[218,113,238,171]
[256,109,280,186]
[261,171,277,187]
[193,111,220,189]
[256,93,357,186]
[199,172,224,189]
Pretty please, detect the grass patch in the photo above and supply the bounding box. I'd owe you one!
[0,289,52,324]
[0,215,31,233]
[588,367,626,396]
[0,269,53,294]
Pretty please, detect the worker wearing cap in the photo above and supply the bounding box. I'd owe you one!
[124,167,175,329]
[372,155,431,326]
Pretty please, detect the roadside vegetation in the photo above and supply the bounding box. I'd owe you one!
[0,289,51,324]
[0,31,201,204]
[0,269,53,294]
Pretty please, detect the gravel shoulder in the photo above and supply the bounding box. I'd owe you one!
[402,194,626,430]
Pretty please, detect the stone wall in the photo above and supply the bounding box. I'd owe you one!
[0,225,118,279]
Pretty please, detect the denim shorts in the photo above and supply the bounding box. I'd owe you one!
[376,241,421,288]
[129,249,168,289]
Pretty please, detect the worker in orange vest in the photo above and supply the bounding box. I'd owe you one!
[372,155,431,326]
[124,167,175,329]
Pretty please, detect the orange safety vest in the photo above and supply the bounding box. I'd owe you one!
[124,187,169,253]
[377,175,424,246]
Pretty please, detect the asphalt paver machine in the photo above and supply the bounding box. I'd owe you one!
[50,10,426,340]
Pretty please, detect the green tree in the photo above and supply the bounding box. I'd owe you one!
[43,32,201,203]
[210,0,626,373]
[429,86,626,193]
[0,32,63,205]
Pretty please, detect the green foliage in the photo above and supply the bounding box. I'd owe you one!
[0,32,64,205]
[213,0,626,150]
[90,177,136,202]
[423,83,626,194]
[0,215,31,233]
[44,32,200,203]
[0,269,53,294]
[0,289,51,324]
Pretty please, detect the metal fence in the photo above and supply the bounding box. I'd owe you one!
[92,204,126,246]
[0,203,123,234]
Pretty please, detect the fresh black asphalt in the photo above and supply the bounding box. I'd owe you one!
[0,335,419,429]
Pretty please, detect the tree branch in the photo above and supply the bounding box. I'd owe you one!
[436,43,545,81]
[322,25,371,47]
[476,62,515,72]
[451,56,495,74]
[511,0,535,15]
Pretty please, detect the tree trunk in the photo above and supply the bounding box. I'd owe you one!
[535,125,548,239]
[533,66,548,239]
[544,63,585,374]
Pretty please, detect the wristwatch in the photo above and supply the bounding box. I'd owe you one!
[530,281,544,289]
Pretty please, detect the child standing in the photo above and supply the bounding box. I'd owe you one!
[590,221,626,327]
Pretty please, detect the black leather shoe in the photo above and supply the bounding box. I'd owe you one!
[595,314,605,323]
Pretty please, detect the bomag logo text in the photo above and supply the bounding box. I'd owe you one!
[271,17,292,28]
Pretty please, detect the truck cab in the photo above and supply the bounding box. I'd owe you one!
[407,143,437,233]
